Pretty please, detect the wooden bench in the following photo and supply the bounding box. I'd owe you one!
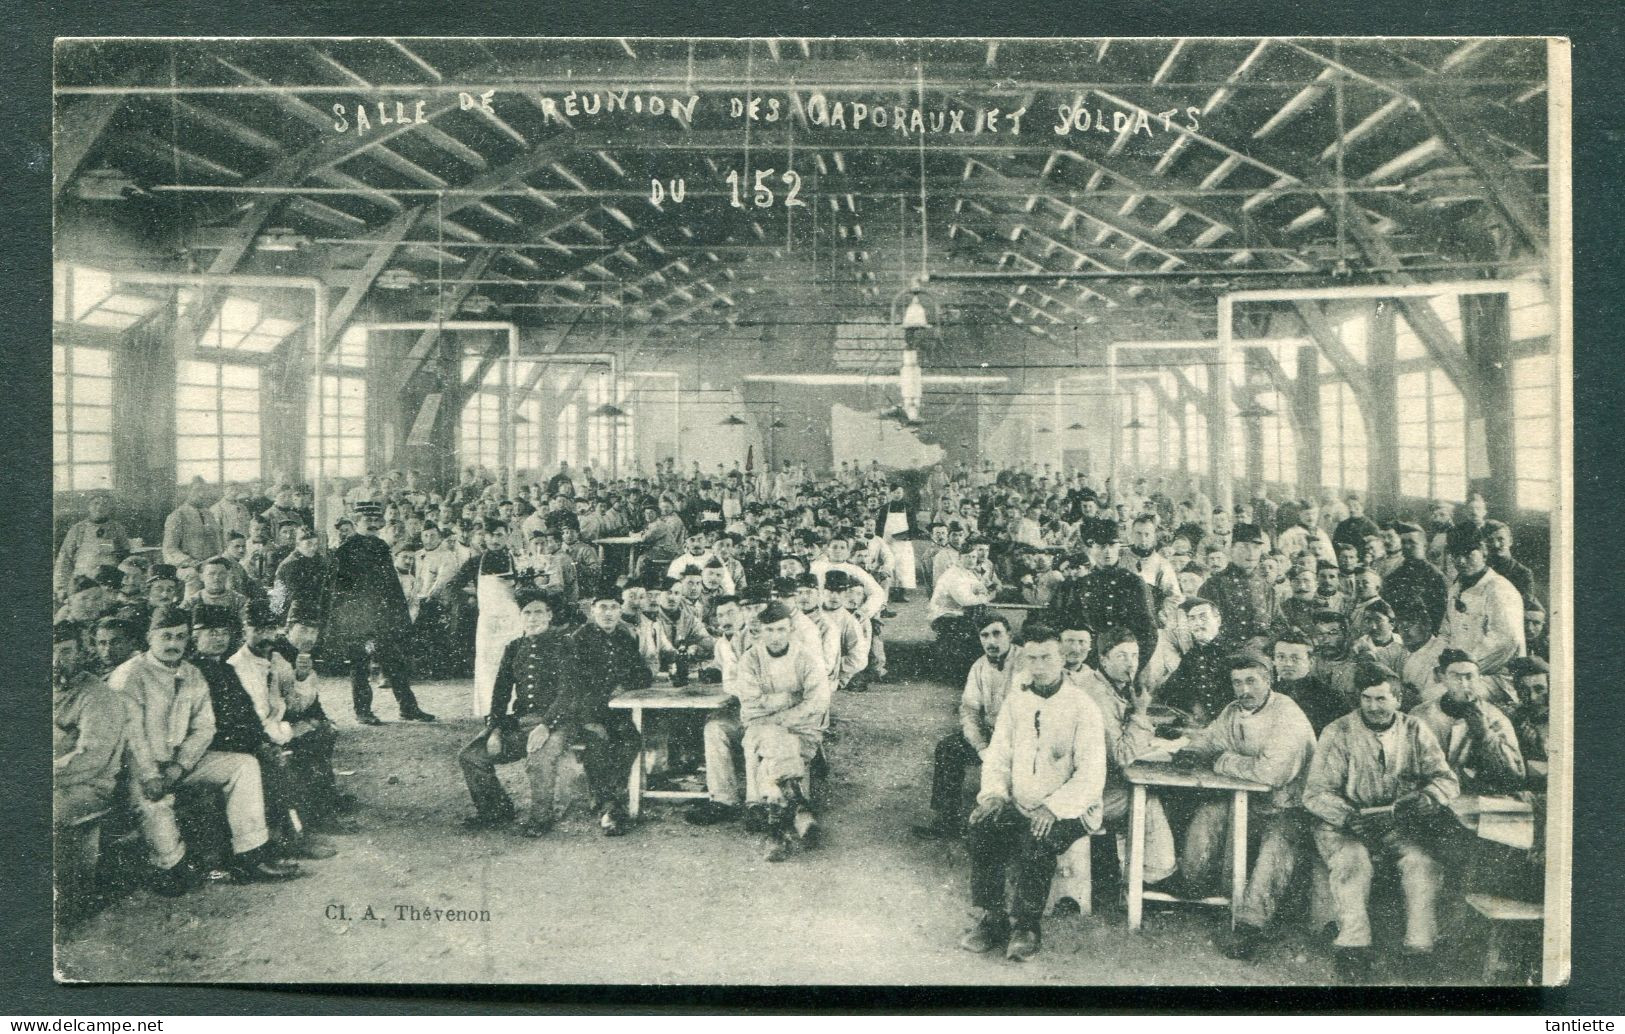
[1465,893,1542,982]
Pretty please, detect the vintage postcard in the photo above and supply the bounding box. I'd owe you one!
[50,36,1570,986]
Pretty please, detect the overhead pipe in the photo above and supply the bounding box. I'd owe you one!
[1214,278,1534,513]
[359,321,521,501]
[99,270,331,534]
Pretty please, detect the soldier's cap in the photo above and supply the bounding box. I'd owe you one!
[94,564,125,589]
[1179,596,1218,613]
[118,555,150,574]
[1226,649,1274,676]
[242,598,280,629]
[591,590,623,605]
[286,599,323,628]
[514,588,552,612]
[53,620,82,644]
[1084,518,1121,545]
[1392,521,1424,537]
[1445,523,1487,555]
[148,603,191,631]
[739,583,773,605]
[146,563,180,584]
[192,603,239,633]
[793,572,819,589]
[1504,655,1548,679]
[758,600,795,625]
[1232,523,1266,545]
[678,563,704,579]
[771,577,800,597]
[1353,658,1400,691]
[821,569,853,591]
[703,557,725,569]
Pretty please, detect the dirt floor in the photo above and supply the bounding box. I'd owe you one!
[56,599,1494,986]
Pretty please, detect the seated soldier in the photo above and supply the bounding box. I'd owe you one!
[54,622,126,927]
[1171,650,1317,961]
[1068,626,1178,900]
[556,593,653,836]
[1157,596,1231,727]
[912,614,1014,840]
[960,623,1105,963]
[271,601,357,829]
[687,596,756,827]
[110,605,301,894]
[458,591,571,836]
[230,599,358,837]
[191,604,337,862]
[1411,649,1526,795]
[1273,631,1349,736]
[1303,665,1459,980]
[735,601,834,861]
[1507,656,1549,789]
[927,543,995,684]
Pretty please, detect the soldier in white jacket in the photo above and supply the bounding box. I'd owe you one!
[1442,526,1526,704]
[960,623,1106,962]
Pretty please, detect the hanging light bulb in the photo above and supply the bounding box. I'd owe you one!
[901,292,931,330]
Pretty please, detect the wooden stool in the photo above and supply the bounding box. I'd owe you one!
[1045,833,1112,917]
[1465,893,1542,982]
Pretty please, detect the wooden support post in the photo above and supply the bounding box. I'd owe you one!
[1367,302,1402,510]
[1462,292,1517,517]
[1293,345,1324,494]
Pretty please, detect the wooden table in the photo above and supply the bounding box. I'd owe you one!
[1449,794,1536,851]
[607,685,731,819]
[992,601,1045,611]
[1123,760,1273,931]
[594,535,643,571]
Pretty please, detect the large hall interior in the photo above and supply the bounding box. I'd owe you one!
[51,37,1565,986]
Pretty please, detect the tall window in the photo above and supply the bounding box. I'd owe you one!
[307,327,367,479]
[555,402,579,468]
[616,389,636,475]
[1511,354,1556,512]
[587,376,614,472]
[460,390,503,472]
[1183,401,1208,474]
[1319,380,1368,495]
[1397,368,1466,501]
[514,397,542,478]
[176,360,260,484]
[1255,391,1296,486]
[53,342,114,492]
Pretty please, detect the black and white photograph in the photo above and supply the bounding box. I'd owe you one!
[49,35,1571,987]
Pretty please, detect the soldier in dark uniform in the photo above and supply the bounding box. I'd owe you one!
[190,604,335,862]
[1076,518,1157,668]
[1198,522,1281,649]
[457,590,572,834]
[1157,596,1233,727]
[322,504,435,726]
[556,593,654,836]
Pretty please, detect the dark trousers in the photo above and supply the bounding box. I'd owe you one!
[969,807,1086,929]
[411,599,449,677]
[250,743,300,842]
[574,715,643,811]
[349,640,420,717]
[929,733,982,825]
[286,721,341,820]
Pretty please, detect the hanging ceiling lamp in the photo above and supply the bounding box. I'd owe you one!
[719,414,748,426]
[1067,422,1085,431]
[593,403,628,419]
[1123,418,1148,431]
